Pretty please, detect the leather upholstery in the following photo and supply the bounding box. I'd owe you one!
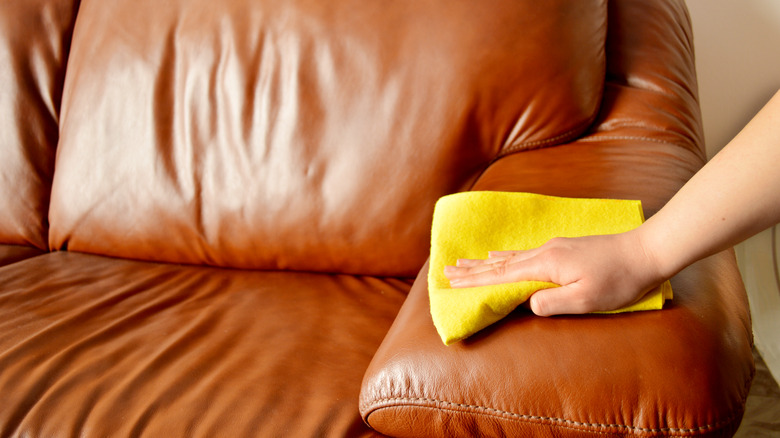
[590,0,704,155]
[0,0,755,436]
[0,244,44,267]
[0,0,79,249]
[0,252,406,437]
[48,0,606,276]
[361,146,754,434]
[359,1,754,436]
[361,254,752,437]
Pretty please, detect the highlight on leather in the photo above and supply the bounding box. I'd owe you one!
[428,191,672,345]
[48,0,607,275]
[0,0,80,249]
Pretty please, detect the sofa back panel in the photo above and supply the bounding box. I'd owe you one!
[0,0,80,249]
[49,0,606,276]
[586,0,705,158]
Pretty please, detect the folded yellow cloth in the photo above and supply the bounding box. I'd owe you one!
[429,191,672,345]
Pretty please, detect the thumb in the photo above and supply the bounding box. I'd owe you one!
[528,283,593,317]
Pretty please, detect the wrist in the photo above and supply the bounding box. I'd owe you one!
[627,226,676,283]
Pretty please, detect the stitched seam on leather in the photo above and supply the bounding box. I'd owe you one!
[577,135,707,163]
[362,397,742,434]
[499,17,608,156]
[503,112,599,155]
[577,135,682,146]
[367,403,628,437]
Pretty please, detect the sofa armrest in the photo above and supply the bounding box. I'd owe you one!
[359,0,754,433]
[359,136,754,437]
[360,247,753,437]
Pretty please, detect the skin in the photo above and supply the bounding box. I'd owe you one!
[444,89,780,316]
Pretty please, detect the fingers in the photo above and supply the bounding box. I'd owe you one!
[444,259,505,281]
[445,249,539,282]
[444,257,509,280]
[454,257,505,267]
[488,250,522,258]
[454,259,482,267]
[445,255,553,288]
[440,235,651,317]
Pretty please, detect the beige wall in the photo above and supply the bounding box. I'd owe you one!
[686,0,780,158]
[686,0,780,383]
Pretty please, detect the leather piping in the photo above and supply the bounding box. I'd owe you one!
[362,397,745,435]
[577,135,685,146]
[501,105,602,156]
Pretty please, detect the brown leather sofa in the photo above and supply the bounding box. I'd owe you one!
[0,0,754,436]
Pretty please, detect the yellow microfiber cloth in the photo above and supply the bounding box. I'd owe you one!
[429,191,673,345]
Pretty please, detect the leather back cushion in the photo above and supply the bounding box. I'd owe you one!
[50,0,606,276]
[0,0,79,249]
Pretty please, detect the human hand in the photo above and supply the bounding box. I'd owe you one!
[443,232,666,316]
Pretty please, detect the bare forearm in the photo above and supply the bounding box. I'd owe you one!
[444,90,780,316]
[637,90,780,278]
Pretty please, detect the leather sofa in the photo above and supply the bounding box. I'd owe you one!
[0,0,754,436]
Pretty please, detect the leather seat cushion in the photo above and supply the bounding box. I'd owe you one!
[0,245,44,268]
[0,252,409,437]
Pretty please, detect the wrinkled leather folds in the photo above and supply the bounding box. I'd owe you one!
[360,140,754,437]
[359,0,754,437]
[0,252,407,437]
[49,0,606,276]
[361,254,752,437]
[0,244,44,267]
[0,0,79,249]
[0,0,756,436]
[589,0,704,156]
